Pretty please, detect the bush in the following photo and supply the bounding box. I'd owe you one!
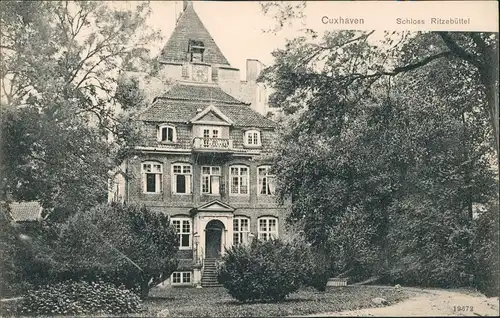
[56,203,179,298]
[18,280,141,315]
[472,202,499,296]
[15,203,179,299]
[0,205,48,297]
[299,246,330,291]
[217,239,328,303]
[0,206,25,297]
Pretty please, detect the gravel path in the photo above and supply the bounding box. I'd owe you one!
[303,287,499,317]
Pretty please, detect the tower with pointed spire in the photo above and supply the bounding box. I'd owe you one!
[109,0,286,288]
[155,0,274,116]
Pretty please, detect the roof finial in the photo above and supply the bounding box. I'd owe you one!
[183,0,193,11]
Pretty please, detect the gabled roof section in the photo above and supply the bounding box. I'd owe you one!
[155,82,247,105]
[190,104,234,126]
[138,99,278,129]
[159,2,230,65]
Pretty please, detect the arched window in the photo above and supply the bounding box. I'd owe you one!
[258,217,278,240]
[172,163,192,194]
[233,216,250,245]
[230,165,249,195]
[257,166,275,196]
[244,130,261,147]
[158,124,177,143]
[142,162,163,193]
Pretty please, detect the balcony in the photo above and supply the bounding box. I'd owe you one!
[193,137,233,152]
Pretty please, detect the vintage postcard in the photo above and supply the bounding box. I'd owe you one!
[1,0,498,317]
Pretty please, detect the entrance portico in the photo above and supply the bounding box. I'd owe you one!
[190,200,235,260]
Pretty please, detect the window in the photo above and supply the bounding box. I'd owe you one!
[158,125,176,143]
[230,166,249,195]
[142,162,162,193]
[233,217,249,245]
[171,271,192,285]
[202,128,220,148]
[171,218,191,248]
[172,164,192,194]
[258,217,278,240]
[188,39,205,62]
[201,166,221,194]
[192,52,203,62]
[244,130,261,147]
[258,166,275,195]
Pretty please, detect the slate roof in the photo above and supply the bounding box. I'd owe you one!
[7,201,42,222]
[138,83,277,129]
[159,2,230,65]
[156,82,245,105]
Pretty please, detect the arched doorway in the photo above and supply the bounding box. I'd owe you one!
[205,219,225,259]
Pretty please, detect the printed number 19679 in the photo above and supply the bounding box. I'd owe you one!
[454,306,473,312]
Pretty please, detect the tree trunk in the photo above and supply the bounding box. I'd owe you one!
[139,279,150,299]
[485,80,499,156]
[480,44,499,157]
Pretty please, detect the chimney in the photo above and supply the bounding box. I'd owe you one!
[246,59,263,83]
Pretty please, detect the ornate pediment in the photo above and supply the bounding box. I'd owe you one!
[190,199,235,215]
[190,105,233,126]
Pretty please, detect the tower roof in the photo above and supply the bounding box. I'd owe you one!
[159,1,230,65]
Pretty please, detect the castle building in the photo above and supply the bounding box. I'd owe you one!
[109,1,286,287]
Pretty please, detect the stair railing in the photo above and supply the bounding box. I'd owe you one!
[200,246,205,276]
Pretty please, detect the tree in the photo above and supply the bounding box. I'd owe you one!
[264,27,497,285]
[472,201,500,296]
[260,2,498,153]
[21,203,179,299]
[0,107,111,220]
[0,1,161,219]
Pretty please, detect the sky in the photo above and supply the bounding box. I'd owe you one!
[144,1,294,79]
[140,1,401,80]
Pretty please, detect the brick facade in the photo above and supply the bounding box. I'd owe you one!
[111,0,286,287]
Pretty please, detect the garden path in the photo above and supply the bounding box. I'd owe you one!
[302,287,499,317]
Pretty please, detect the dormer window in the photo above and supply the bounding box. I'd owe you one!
[244,130,261,147]
[158,124,177,143]
[188,39,205,62]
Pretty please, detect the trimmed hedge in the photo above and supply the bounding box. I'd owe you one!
[18,280,142,316]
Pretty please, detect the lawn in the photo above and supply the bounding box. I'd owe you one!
[142,286,412,317]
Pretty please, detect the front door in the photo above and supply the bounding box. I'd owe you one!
[205,220,224,259]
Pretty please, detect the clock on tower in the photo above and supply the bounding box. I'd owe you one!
[192,64,209,82]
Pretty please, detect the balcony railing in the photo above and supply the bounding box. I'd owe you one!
[193,137,233,151]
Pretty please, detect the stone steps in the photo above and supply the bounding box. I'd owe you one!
[201,259,222,287]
